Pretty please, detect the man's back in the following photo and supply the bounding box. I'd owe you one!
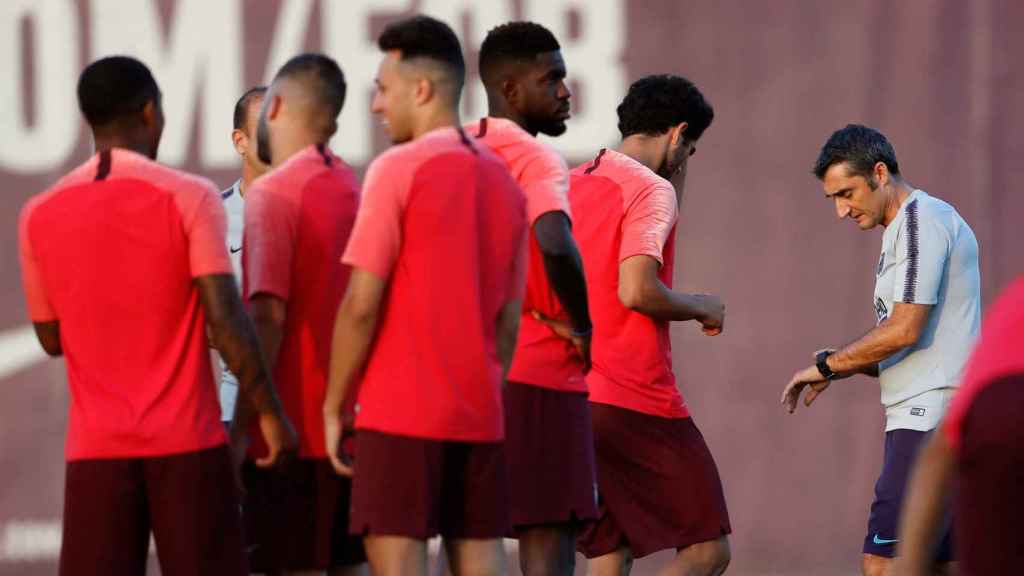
[344,127,527,442]
[569,148,688,419]
[19,148,230,460]
[244,144,360,458]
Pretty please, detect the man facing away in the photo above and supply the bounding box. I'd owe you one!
[781,124,980,576]
[322,15,528,576]
[465,21,596,576]
[569,75,731,576]
[17,55,296,576]
[216,85,268,426]
[239,54,365,575]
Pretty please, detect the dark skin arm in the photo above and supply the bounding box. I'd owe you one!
[248,294,286,372]
[895,431,956,576]
[533,211,592,371]
[196,274,296,468]
[782,302,931,412]
[32,321,62,356]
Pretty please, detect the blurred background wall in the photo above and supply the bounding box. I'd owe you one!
[1,1,1021,574]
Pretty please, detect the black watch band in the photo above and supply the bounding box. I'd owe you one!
[815,350,837,380]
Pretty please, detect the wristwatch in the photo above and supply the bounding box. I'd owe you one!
[815,350,837,380]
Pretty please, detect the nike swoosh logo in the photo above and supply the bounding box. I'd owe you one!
[873,535,899,545]
[230,246,242,254]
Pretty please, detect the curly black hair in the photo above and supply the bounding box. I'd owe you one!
[616,75,713,141]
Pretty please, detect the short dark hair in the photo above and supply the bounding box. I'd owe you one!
[617,75,714,140]
[77,56,160,127]
[812,124,900,180]
[232,86,267,131]
[378,15,465,86]
[274,53,347,122]
[479,21,560,85]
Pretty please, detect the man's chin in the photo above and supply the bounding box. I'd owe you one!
[537,121,568,137]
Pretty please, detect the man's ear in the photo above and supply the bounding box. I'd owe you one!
[874,161,891,187]
[413,75,435,106]
[232,129,245,155]
[671,121,689,146]
[501,78,522,108]
[141,99,158,127]
[266,94,283,121]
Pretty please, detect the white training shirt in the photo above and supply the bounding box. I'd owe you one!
[873,189,980,431]
[217,179,245,422]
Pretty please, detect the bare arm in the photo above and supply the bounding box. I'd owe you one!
[196,274,295,467]
[825,302,931,376]
[618,255,724,333]
[533,211,592,370]
[895,431,955,576]
[32,321,62,357]
[323,269,386,476]
[496,298,522,379]
[248,294,287,372]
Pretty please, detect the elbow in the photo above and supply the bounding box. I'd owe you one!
[341,295,380,328]
[892,324,924,350]
[618,281,649,312]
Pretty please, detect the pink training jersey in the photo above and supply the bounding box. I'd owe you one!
[465,117,584,393]
[243,144,360,459]
[569,148,689,419]
[18,148,232,460]
[943,277,1024,452]
[343,127,528,442]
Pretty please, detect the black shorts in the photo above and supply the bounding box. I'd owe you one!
[243,458,365,571]
[863,429,953,561]
[59,444,246,576]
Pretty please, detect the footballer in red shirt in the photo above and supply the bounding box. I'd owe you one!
[18,56,295,576]
[322,16,527,576]
[239,54,365,574]
[569,75,731,576]
[465,21,596,576]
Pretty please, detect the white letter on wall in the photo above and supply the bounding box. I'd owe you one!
[0,0,79,173]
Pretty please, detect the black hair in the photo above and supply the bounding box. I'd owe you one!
[77,56,160,127]
[378,15,465,87]
[812,124,900,180]
[616,75,714,141]
[274,53,347,122]
[479,21,561,84]
[232,86,267,131]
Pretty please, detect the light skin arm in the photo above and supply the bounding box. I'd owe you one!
[782,302,931,412]
[196,274,297,468]
[323,269,387,477]
[618,255,724,333]
[32,321,62,356]
[894,431,956,576]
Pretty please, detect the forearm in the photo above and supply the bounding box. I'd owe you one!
[496,300,522,378]
[897,433,955,573]
[323,302,378,419]
[541,248,592,332]
[628,282,707,322]
[210,309,282,431]
[828,320,911,375]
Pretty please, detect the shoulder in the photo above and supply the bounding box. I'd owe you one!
[21,155,103,223]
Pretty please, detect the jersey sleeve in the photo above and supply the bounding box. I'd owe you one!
[342,155,406,281]
[18,202,57,322]
[244,181,298,300]
[891,200,951,305]
[184,186,233,278]
[519,146,571,224]
[619,182,678,265]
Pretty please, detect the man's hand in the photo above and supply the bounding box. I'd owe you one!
[324,410,354,477]
[694,294,725,336]
[531,310,592,373]
[781,365,831,413]
[255,411,298,468]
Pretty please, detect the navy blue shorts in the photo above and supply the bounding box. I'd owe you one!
[863,429,953,561]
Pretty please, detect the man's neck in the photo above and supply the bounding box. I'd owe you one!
[881,179,915,227]
[487,98,531,136]
[616,136,666,175]
[271,132,322,169]
[92,135,153,159]
[412,106,460,140]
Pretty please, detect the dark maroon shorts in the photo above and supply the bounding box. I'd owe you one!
[956,374,1024,575]
[243,458,366,571]
[350,429,509,539]
[505,381,599,530]
[59,444,246,576]
[577,403,731,559]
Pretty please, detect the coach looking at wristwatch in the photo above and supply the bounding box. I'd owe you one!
[780,124,980,576]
